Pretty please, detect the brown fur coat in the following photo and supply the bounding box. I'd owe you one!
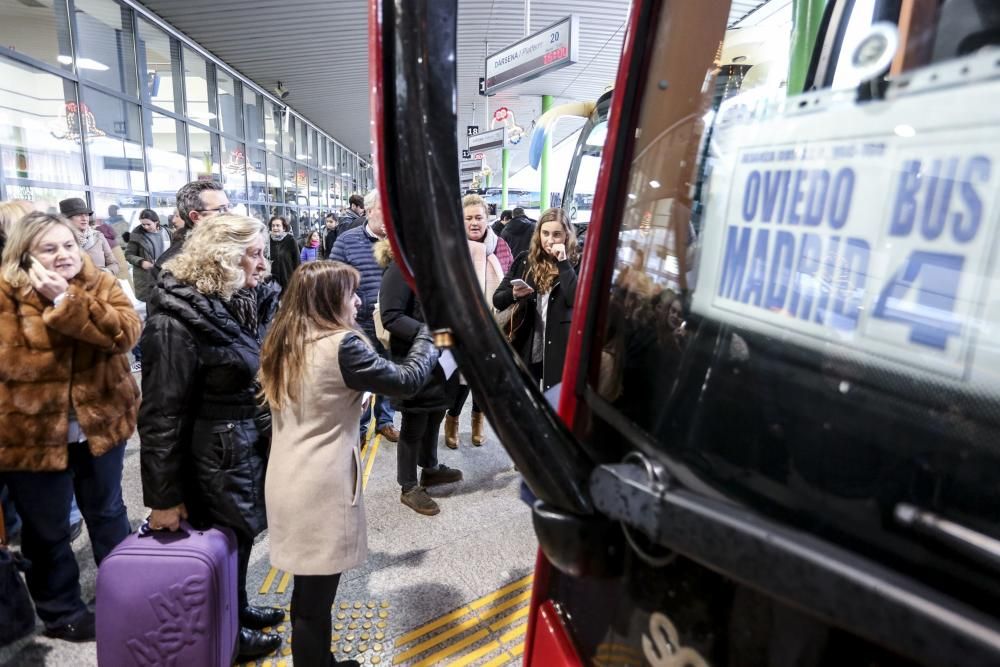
[0,255,141,471]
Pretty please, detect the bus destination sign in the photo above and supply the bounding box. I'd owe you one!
[483,16,579,95]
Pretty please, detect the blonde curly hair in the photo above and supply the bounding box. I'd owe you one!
[163,213,268,299]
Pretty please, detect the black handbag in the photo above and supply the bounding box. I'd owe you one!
[0,503,35,646]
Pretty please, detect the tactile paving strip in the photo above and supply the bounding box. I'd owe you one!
[240,600,391,666]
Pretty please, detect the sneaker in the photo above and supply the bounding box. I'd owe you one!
[377,424,400,442]
[70,519,84,543]
[130,361,142,373]
[419,464,463,487]
[44,610,96,643]
[400,486,440,516]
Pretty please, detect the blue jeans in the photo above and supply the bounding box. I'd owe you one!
[360,340,396,436]
[361,394,396,436]
[1,442,130,626]
[0,484,20,537]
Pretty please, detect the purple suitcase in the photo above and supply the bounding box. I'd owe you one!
[96,521,238,667]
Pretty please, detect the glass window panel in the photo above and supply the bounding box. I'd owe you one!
[220,136,247,201]
[4,185,82,214]
[91,191,147,233]
[246,146,266,203]
[263,103,279,151]
[296,120,308,162]
[0,0,73,71]
[188,125,220,182]
[137,18,178,113]
[145,110,187,193]
[80,86,145,191]
[244,88,262,145]
[182,47,212,124]
[73,0,138,97]
[266,152,282,204]
[307,128,317,167]
[283,114,295,158]
[249,204,268,222]
[216,69,239,137]
[282,157,297,205]
[0,57,84,184]
[308,168,320,202]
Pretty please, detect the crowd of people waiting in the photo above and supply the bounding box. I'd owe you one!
[0,180,578,665]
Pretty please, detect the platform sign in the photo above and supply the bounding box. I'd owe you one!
[483,16,580,95]
[460,159,483,174]
[468,127,505,152]
[693,79,1000,388]
[467,126,480,137]
[462,149,472,159]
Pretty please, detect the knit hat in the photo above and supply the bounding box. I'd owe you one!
[59,197,92,218]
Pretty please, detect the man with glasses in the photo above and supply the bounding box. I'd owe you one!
[154,181,231,272]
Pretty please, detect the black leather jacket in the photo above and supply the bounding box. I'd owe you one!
[337,328,439,398]
[138,273,280,539]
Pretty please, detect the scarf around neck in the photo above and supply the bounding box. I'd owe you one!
[270,231,288,242]
[225,288,258,334]
[79,226,97,250]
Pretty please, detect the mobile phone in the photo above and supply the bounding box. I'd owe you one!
[510,279,532,290]
[19,252,33,271]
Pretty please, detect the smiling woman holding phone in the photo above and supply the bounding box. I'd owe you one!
[0,211,140,642]
[493,207,579,392]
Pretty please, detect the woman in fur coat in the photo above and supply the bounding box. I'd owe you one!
[0,212,140,642]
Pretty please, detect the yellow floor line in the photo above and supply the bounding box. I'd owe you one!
[445,639,504,667]
[258,566,279,595]
[469,574,533,610]
[488,606,530,633]
[275,570,292,594]
[362,434,381,490]
[410,628,490,667]
[499,622,527,645]
[394,605,474,647]
[392,615,483,663]
[508,641,525,657]
[481,651,515,667]
[476,590,532,622]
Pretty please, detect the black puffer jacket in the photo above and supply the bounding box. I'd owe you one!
[138,273,281,539]
[376,241,456,412]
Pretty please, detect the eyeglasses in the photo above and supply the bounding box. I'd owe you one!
[196,205,230,214]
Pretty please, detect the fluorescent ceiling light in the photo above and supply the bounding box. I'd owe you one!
[894,124,916,138]
[296,154,309,160]
[649,180,661,188]
[58,55,109,71]
[342,172,351,177]
[190,112,217,120]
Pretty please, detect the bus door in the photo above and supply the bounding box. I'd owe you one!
[550,0,1000,664]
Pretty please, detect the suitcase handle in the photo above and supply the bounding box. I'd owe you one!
[138,519,193,538]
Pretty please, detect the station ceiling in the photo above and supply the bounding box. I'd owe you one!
[140,0,765,175]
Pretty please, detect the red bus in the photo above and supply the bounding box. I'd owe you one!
[372,0,1000,664]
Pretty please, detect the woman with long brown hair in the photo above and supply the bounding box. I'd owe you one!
[493,207,579,392]
[260,260,438,667]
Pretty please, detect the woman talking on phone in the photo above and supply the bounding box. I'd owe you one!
[493,207,579,393]
[0,212,139,642]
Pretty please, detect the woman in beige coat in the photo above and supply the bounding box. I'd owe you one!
[259,260,438,667]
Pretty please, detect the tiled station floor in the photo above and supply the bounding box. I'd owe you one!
[0,400,537,666]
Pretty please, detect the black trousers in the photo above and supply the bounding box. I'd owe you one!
[1,442,130,625]
[236,532,253,613]
[291,573,342,666]
[397,410,445,490]
[447,385,481,417]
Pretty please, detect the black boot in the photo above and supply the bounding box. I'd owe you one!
[240,605,285,630]
[236,627,281,661]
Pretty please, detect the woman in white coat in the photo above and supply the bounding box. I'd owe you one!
[259,260,438,666]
